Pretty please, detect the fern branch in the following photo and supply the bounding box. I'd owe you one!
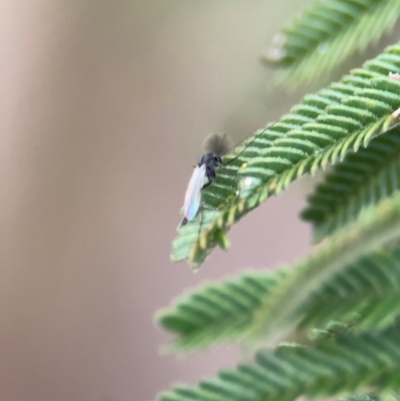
[298,246,400,332]
[302,127,400,242]
[157,270,286,353]
[264,0,400,88]
[249,193,400,342]
[160,243,400,353]
[156,325,400,401]
[163,195,400,352]
[172,43,400,267]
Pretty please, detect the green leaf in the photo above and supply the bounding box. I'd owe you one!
[264,0,400,88]
[156,325,400,401]
[163,193,400,353]
[302,127,400,242]
[172,43,400,267]
[157,270,286,353]
[249,193,400,341]
[299,246,400,332]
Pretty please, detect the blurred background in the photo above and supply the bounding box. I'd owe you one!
[2,1,312,400]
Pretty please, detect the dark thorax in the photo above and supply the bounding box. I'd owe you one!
[198,153,223,187]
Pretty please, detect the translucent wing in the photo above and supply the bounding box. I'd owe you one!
[183,164,206,222]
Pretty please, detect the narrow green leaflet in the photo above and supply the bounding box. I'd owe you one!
[302,127,400,242]
[172,43,400,267]
[264,0,400,87]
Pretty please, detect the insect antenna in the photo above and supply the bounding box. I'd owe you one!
[221,122,276,167]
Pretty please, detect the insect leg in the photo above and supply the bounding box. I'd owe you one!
[201,181,212,190]
[197,208,204,245]
[201,169,215,190]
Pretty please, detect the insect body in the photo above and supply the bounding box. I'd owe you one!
[181,133,230,226]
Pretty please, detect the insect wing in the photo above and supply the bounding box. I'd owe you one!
[184,164,206,221]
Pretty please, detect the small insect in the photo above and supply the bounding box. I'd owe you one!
[179,123,276,228]
[181,132,231,227]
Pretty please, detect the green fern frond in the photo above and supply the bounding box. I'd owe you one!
[172,43,400,267]
[264,0,400,87]
[157,270,286,353]
[299,246,400,332]
[156,325,400,401]
[164,194,400,353]
[302,127,400,242]
[249,193,400,341]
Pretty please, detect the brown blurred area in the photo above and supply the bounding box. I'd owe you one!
[2,1,311,400]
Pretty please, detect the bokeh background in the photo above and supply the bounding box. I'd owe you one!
[2,1,313,400]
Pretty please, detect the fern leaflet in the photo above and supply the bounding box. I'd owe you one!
[264,0,400,88]
[156,325,400,401]
[172,43,400,267]
[302,127,400,241]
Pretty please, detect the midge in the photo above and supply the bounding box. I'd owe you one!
[179,125,277,227]
[181,132,232,227]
